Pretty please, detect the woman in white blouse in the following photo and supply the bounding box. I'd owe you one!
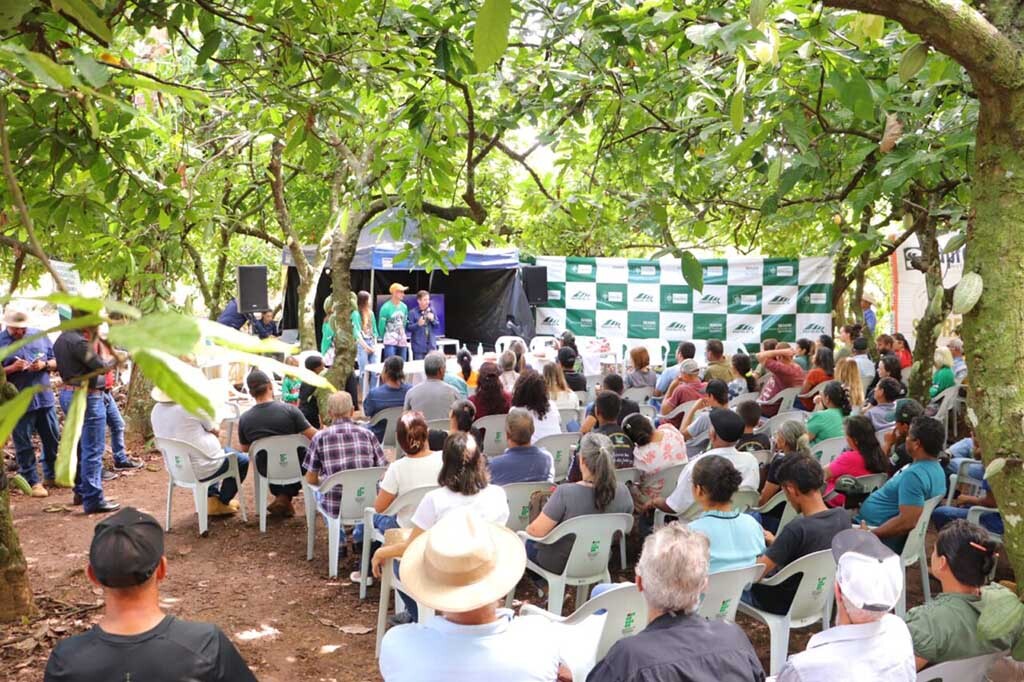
[543,362,580,410]
[511,370,562,442]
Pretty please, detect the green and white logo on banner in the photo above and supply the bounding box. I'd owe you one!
[661,313,693,340]
[763,259,800,286]
[762,314,797,341]
[798,284,832,314]
[693,313,727,340]
[702,260,729,285]
[566,282,596,309]
[567,309,596,336]
[628,311,660,339]
[597,311,628,335]
[566,257,597,282]
[546,281,565,308]
[727,286,763,315]
[536,308,566,336]
[597,283,628,310]
[661,285,693,312]
[628,259,661,283]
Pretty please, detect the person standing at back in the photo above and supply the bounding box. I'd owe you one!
[352,291,379,388]
[406,290,440,360]
[44,507,256,682]
[378,283,410,360]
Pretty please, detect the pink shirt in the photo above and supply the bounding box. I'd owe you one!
[825,448,872,507]
[758,359,805,416]
[633,424,689,499]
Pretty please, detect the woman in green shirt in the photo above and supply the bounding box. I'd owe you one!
[806,381,851,445]
[929,347,956,399]
[905,520,1010,670]
[351,291,378,388]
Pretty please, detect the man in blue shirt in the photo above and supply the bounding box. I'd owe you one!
[1,307,60,497]
[860,292,878,335]
[215,298,252,331]
[362,356,410,443]
[405,290,440,360]
[857,416,947,551]
[488,409,553,485]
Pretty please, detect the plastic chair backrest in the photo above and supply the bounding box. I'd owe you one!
[745,449,773,466]
[902,495,944,565]
[574,390,589,406]
[549,513,634,579]
[530,336,558,354]
[369,406,404,446]
[503,481,553,532]
[559,408,581,429]
[855,473,889,494]
[562,583,649,662]
[155,437,204,483]
[731,487,760,512]
[427,418,450,433]
[700,564,766,621]
[495,336,525,355]
[536,433,580,482]
[623,386,653,405]
[639,404,656,420]
[769,549,836,624]
[472,414,510,455]
[614,467,641,486]
[729,392,760,408]
[799,382,827,400]
[813,437,848,467]
[755,410,808,436]
[876,427,894,447]
[380,485,437,528]
[319,467,386,521]
[644,462,688,500]
[249,434,309,482]
[665,400,697,421]
[916,652,1004,682]
[932,385,961,419]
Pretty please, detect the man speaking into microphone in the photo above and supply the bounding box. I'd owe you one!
[407,290,441,360]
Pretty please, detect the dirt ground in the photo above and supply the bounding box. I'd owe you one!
[1,439,990,681]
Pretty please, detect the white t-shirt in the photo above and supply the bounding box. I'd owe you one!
[665,447,760,514]
[379,452,443,527]
[529,402,563,443]
[380,609,561,682]
[411,484,510,530]
[551,390,580,410]
[150,403,224,480]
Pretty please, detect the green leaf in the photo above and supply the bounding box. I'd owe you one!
[680,251,704,292]
[321,65,341,90]
[9,293,141,319]
[730,92,744,132]
[72,50,109,87]
[1,45,73,89]
[651,203,668,227]
[52,0,112,45]
[847,69,875,122]
[473,0,512,72]
[0,387,41,447]
[108,312,201,356]
[204,347,334,390]
[748,0,769,28]
[115,75,211,104]
[0,0,34,32]
[943,232,966,254]
[196,29,222,66]
[133,349,216,419]
[899,43,929,83]
[56,387,85,487]
[198,319,298,355]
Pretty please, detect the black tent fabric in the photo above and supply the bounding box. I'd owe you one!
[283,267,535,352]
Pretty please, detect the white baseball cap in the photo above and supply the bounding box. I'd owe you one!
[832,529,904,612]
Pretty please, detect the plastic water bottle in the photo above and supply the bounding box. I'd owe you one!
[477,342,483,357]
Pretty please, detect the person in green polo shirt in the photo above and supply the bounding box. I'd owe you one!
[806,381,850,445]
[905,520,1014,670]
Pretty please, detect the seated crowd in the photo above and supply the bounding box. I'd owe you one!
[44,327,1012,682]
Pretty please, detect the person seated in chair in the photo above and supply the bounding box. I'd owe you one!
[688,455,765,574]
[863,377,902,431]
[660,359,706,429]
[44,508,257,682]
[587,524,764,682]
[237,370,318,518]
[488,408,553,485]
[855,416,946,552]
[363,356,411,443]
[568,392,634,480]
[404,352,459,421]
[579,373,640,434]
[678,379,730,458]
[734,400,771,452]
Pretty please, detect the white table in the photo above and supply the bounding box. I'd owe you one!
[436,338,460,355]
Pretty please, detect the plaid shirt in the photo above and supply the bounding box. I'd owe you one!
[303,419,386,518]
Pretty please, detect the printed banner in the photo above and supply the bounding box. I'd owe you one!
[533,256,833,345]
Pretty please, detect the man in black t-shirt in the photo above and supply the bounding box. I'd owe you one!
[568,392,634,481]
[746,454,851,615]
[44,507,256,682]
[238,370,318,518]
[558,346,587,392]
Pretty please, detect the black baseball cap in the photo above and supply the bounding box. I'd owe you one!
[704,379,729,404]
[557,346,577,367]
[89,507,164,588]
[709,407,745,443]
[894,398,924,424]
[246,369,272,394]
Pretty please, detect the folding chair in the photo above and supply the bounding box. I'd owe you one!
[754,410,809,437]
[472,413,510,456]
[302,466,386,579]
[503,481,554,532]
[368,406,403,449]
[520,583,648,682]
[812,437,848,467]
[155,437,248,536]
[511,513,634,616]
[737,549,837,675]
[916,652,1005,682]
[896,495,945,617]
[537,433,580,482]
[357,484,437,600]
[728,391,760,408]
[248,434,310,533]
[699,563,766,621]
[759,387,802,415]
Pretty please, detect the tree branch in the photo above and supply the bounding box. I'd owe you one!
[823,0,1024,90]
[268,140,313,277]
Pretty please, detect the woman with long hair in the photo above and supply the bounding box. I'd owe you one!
[510,339,528,374]
[728,353,757,398]
[799,346,835,410]
[689,455,765,573]
[347,290,378,388]
[622,412,688,502]
[524,433,634,574]
[543,362,579,409]
[498,350,519,393]
[807,380,852,445]
[794,338,814,371]
[426,398,480,451]
[469,361,511,419]
[456,348,478,388]
[758,420,813,529]
[511,370,561,442]
[834,357,865,407]
[866,355,904,405]
[893,332,913,369]
[835,323,863,362]
[823,415,889,507]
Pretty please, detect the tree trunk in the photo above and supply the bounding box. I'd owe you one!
[962,88,1024,589]
[325,211,362,397]
[0,467,35,622]
[908,224,952,403]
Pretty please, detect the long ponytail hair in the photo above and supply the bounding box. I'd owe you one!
[775,420,812,458]
[844,415,887,473]
[732,353,756,393]
[822,380,852,416]
[578,432,618,511]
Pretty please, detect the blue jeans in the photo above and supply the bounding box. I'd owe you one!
[12,406,60,486]
[357,343,378,390]
[60,390,107,510]
[102,392,129,465]
[382,345,407,361]
[947,438,975,460]
[933,505,1004,535]
[200,451,250,504]
[947,457,984,481]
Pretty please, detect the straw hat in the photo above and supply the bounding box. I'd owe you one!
[861,290,879,305]
[399,508,526,613]
[150,386,174,403]
[2,306,29,328]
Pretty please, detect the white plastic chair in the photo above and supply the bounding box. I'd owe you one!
[946,458,983,506]
[797,382,827,405]
[357,484,437,600]
[248,434,310,533]
[731,487,760,512]
[503,481,553,532]
[614,467,642,486]
[916,652,1005,682]
[754,409,809,436]
[896,495,945,617]
[472,413,510,455]
[745,449,773,466]
[155,437,248,536]
[931,385,963,441]
[623,386,654,405]
[303,466,385,579]
[520,583,648,682]
[876,426,895,448]
[737,549,837,675]
[495,335,525,355]
[559,407,583,431]
[753,489,799,534]
[426,418,450,433]
[651,462,691,528]
[512,513,634,616]
[699,563,766,621]
[759,387,802,414]
[639,404,657,420]
[375,555,435,656]
[368,406,403,449]
[966,506,1003,544]
[812,437,848,467]
[529,335,558,354]
[729,391,760,408]
[662,399,698,422]
[537,433,580,482]
[573,390,589,406]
